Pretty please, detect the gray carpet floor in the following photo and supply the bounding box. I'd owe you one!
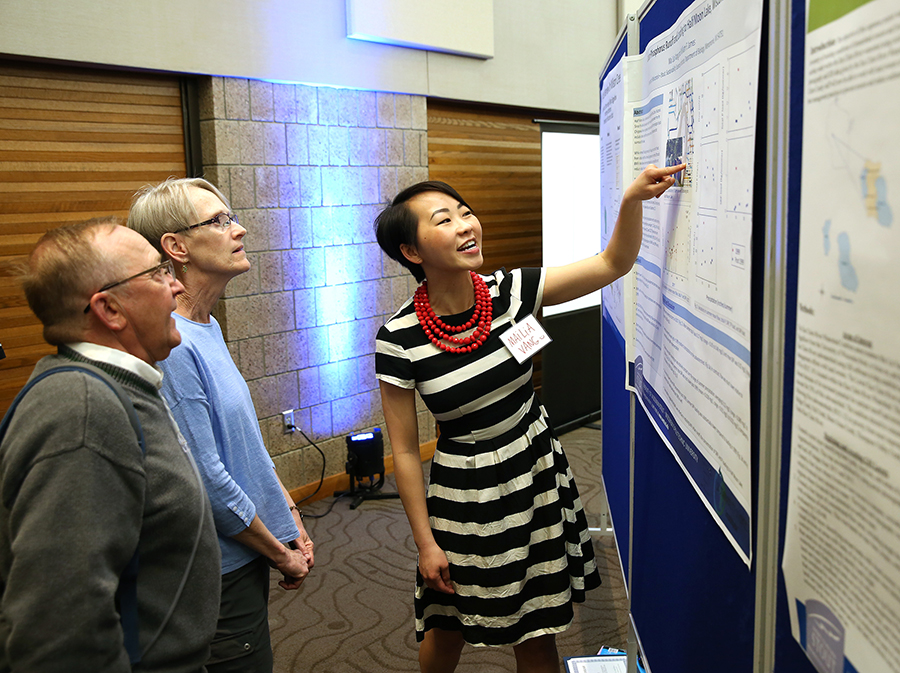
[268,425,629,672]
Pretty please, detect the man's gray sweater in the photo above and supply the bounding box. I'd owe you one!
[0,349,221,672]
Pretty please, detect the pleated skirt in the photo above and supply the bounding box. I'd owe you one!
[416,396,601,646]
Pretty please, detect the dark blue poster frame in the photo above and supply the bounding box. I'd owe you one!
[600,34,632,584]
[600,308,631,581]
[598,1,776,670]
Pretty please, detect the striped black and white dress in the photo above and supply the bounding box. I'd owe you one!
[375,267,601,647]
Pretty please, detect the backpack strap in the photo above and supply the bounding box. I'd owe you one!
[0,363,145,664]
[0,363,145,457]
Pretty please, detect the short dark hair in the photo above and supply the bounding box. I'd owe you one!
[374,181,471,283]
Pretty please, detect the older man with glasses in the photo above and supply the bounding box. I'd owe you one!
[0,217,221,673]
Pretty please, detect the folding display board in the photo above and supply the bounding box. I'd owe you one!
[600,33,631,586]
[601,0,765,666]
[597,1,868,672]
[775,0,900,671]
[601,312,631,583]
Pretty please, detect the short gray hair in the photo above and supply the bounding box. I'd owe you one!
[127,177,231,255]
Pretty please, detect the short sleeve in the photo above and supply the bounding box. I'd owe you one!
[375,322,416,390]
[492,267,545,319]
[516,267,545,314]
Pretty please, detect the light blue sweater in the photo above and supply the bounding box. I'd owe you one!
[160,314,299,574]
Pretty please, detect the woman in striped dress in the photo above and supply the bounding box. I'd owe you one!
[374,163,683,673]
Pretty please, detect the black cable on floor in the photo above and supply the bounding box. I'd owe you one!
[290,428,358,519]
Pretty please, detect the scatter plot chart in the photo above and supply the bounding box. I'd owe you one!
[663,209,692,280]
[727,47,757,131]
[698,141,719,210]
[694,213,718,284]
[726,135,754,214]
[700,64,721,139]
[666,136,685,184]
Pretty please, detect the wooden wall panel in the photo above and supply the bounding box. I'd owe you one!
[0,60,187,414]
[426,100,599,397]
[426,101,543,276]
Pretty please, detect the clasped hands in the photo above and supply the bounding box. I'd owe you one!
[271,525,315,590]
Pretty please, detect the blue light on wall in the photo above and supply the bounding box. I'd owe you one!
[250,80,410,439]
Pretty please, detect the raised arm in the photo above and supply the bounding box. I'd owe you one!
[543,162,685,307]
[379,381,454,594]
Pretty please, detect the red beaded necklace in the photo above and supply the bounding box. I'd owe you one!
[414,271,493,354]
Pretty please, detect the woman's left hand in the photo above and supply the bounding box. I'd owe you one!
[419,542,454,594]
[543,161,688,306]
[293,518,315,568]
[624,163,686,202]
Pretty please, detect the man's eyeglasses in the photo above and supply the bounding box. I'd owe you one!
[83,259,175,313]
[172,212,238,235]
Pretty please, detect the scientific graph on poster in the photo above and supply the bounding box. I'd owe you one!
[599,0,762,563]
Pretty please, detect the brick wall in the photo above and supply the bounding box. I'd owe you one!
[196,76,436,490]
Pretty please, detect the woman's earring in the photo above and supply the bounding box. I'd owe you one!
[182,263,188,274]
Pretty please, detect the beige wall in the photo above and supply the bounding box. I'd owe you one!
[195,77,437,487]
[618,0,649,23]
[0,1,624,489]
[0,0,618,115]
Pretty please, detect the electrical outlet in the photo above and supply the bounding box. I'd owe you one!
[282,410,295,434]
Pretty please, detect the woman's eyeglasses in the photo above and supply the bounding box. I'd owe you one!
[172,212,238,234]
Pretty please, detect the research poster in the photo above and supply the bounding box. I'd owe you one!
[783,1,900,671]
[600,56,628,354]
[600,0,761,564]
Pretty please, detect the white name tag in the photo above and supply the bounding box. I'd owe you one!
[500,314,553,363]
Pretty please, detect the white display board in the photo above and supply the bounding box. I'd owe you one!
[599,0,764,565]
[783,1,900,672]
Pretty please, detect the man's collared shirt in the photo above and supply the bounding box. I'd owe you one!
[66,341,163,388]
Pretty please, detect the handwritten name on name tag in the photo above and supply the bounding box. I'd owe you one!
[500,314,552,364]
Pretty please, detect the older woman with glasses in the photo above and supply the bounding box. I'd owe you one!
[128,177,314,673]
